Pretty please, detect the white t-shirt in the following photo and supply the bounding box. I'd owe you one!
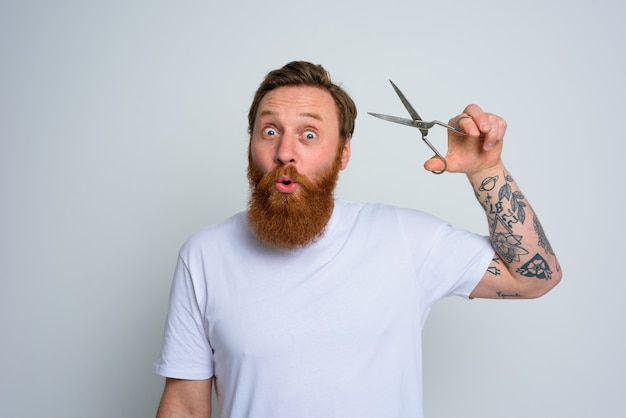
[154,200,493,418]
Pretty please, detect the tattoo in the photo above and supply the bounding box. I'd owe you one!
[489,221,529,264]
[487,257,501,276]
[497,291,523,299]
[533,215,555,255]
[498,174,527,225]
[479,176,498,192]
[516,253,553,280]
[480,171,529,264]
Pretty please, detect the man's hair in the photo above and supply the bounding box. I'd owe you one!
[247,61,357,142]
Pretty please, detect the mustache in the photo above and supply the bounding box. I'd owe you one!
[256,164,316,192]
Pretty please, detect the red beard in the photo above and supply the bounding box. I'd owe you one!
[247,154,342,250]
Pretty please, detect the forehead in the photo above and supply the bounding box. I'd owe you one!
[258,85,338,121]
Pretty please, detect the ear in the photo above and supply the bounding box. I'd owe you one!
[339,135,352,170]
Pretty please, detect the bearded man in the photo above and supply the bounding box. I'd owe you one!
[154,61,561,418]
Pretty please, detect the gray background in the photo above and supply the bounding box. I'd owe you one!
[1,0,624,417]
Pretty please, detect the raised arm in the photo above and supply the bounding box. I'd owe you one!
[424,104,562,299]
[467,163,561,298]
[156,377,213,418]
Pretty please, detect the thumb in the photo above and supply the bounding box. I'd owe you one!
[423,156,446,174]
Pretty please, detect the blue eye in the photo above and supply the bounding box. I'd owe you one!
[263,127,277,136]
[303,131,316,140]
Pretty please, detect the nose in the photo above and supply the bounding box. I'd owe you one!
[274,135,296,166]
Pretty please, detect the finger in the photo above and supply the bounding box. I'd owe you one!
[462,104,485,122]
[454,115,475,135]
[457,104,486,136]
[423,156,446,173]
[462,104,493,135]
[482,114,499,150]
[462,104,507,150]
[451,113,479,137]
[482,114,507,151]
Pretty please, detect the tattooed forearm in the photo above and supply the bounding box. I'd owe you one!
[469,166,562,298]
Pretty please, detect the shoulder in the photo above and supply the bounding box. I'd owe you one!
[330,200,450,249]
[336,199,444,227]
[179,211,250,256]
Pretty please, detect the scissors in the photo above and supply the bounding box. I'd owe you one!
[368,80,466,174]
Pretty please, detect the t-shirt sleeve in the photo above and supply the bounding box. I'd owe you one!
[424,223,494,300]
[153,252,214,380]
[397,207,494,304]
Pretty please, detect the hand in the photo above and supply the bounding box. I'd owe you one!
[423,104,507,175]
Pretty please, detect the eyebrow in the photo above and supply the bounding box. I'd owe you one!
[258,110,323,121]
[301,112,323,121]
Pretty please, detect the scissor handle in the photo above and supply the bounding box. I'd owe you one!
[421,135,447,174]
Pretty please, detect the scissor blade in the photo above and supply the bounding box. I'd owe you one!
[389,80,421,120]
[389,80,429,135]
[368,112,427,129]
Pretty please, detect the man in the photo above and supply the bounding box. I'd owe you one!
[154,61,561,418]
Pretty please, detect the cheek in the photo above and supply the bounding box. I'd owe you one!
[308,150,340,179]
[249,141,272,172]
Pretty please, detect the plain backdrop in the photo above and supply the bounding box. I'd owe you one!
[1,1,624,417]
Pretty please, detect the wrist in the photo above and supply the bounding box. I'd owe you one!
[466,161,506,185]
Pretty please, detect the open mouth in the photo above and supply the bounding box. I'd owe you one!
[275,176,298,193]
[277,175,296,185]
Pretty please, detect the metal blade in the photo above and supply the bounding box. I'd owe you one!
[389,80,429,136]
[389,80,421,120]
[368,112,430,129]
